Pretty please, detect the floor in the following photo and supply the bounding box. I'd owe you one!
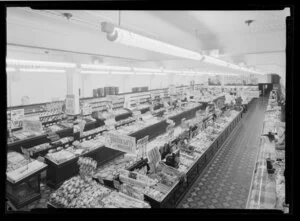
[177,97,268,209]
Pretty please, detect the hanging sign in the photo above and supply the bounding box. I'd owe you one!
[10,109,24,129]
[105,132,136,154]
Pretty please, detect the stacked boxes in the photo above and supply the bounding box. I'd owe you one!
[93,88,104,98]
[104,87,119,96]
[132,87,148,92]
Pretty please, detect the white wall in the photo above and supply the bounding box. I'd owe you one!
[8,71,67,106]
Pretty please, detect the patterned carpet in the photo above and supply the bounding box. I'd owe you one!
[177,97,268,209]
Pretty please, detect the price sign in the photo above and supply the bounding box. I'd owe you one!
[132,110,141,120]
[22,117,43,133]
[79,120,86,137]
[181,118,188,130]
[137,135,149,159]
[147,147,161,168]
[104,112,116,129]
[10,109,24,129]
[105,132,136,154]
[65,94,76,115]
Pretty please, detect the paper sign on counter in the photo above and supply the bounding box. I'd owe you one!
[105,132,136,154]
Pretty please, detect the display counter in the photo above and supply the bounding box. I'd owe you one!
[145,110,243,208]
[6,160,48,209]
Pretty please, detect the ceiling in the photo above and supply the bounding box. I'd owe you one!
[6,7,289,79]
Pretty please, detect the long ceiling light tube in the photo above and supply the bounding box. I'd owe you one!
[19,68,66,73]
[7,59,76,68]
[111,71,134,75]
[135,72,154,75]
[163,70,182,74]
[101,22,203,61]
[228,63,241,70]
[133,67,162,72]
[202,55,228,67]
[81,64,131,71]
[80,70,109,75]
[154,73,167,76]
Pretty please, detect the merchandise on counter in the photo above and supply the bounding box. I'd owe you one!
[49,176,111,208]
[7,151,29,173]
[27,143,52,154]
[78,157,97,180]
[118,169,157,188]
[101,191,150,208]
[119,183,145,201]
[46,149,76,164]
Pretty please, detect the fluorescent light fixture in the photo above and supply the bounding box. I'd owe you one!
[154,73,167,76]
[135,72,154,75]
[111,71,134,75]
[133,67,161,72]
[80,70,109,75]
[6,67,16,72]
[81,64,131,71]
[20,68,66,73]
[101,22,203,61]
[7,59,76,68]
[228,64,241,70]
[182,70,195,74]
[164,70,182,74]
[202,55,228,67]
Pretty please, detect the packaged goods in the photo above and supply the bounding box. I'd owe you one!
[7,152,29,173]
[46,149,75,164]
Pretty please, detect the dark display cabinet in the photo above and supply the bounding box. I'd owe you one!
[6,165,47,209]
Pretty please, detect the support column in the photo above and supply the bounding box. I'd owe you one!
[167,73,174,87]
[7,72,12,107]
[66,68,81,115]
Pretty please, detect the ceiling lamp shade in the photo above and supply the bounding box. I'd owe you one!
[19,68,66,73]
[101,22,203,61]
[202,55,228,67]
[81,64,131,71]
[7,59,76,68]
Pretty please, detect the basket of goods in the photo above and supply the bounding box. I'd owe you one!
[77,157,97,181]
